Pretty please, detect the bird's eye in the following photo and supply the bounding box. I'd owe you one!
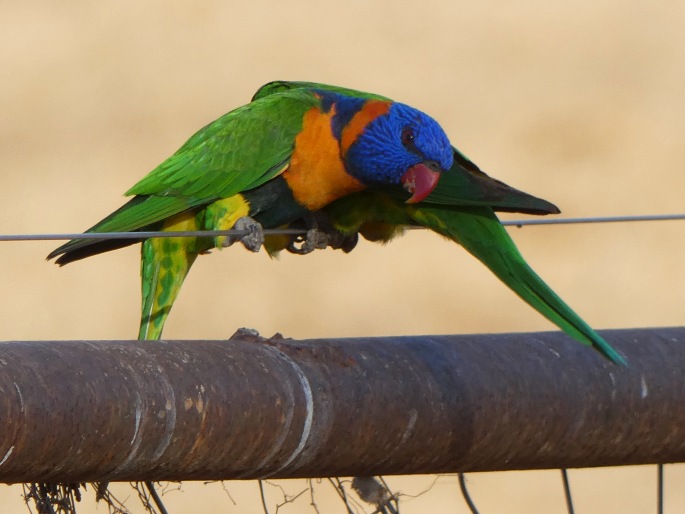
[401,127,415,147]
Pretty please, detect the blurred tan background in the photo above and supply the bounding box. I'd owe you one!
[1,0,684,512]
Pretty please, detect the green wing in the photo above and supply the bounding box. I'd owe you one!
[413,149,559,214]
[126,90,318,199]
[407,204,625,364]
[49,88,319,263]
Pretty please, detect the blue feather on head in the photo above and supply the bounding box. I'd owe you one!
[344,101,453,202]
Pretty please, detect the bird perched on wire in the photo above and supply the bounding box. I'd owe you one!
[47,81,624,364]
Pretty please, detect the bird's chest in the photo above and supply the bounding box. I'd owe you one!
[282,107,365,211]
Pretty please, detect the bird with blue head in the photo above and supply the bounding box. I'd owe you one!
[47,80,623,367]
[48,81,456,339]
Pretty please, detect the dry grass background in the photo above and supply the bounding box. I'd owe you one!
[1,0,684,512]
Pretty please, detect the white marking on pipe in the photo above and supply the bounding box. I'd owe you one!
[111,391,145,475]
[400,408,418,445]
[151,369,177,461]
[252,373,296,470]
[13,383,24,413]
[608,372,617,401]
[261,345,314,475]
[130,394,143,445]
[640,376,649,399]
[0,446,14,466]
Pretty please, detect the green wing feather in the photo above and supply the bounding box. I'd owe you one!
[126,92,317,199]
[48,80,401,265]
[408,149,560,214]
[48,88,318,264]
[407,204,625,364]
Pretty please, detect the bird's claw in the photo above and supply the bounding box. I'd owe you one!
[287,228,329,255]
[225,216,264,252]
[287,227,358,255]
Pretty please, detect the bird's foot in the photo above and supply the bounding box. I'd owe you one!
[287,228,358,255]
[286,212,359,255]
[225,216,264,252]
[287,228,328,255]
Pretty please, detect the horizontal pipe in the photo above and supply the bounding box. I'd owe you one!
[0,327,683,483]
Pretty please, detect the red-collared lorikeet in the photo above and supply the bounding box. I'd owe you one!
[48,81,624,364]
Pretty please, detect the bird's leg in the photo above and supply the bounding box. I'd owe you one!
[287,211,358,255]
[228,216,265,252]
[202,197,264,252]
[287,216,328,255]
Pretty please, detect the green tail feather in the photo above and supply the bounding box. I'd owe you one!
[410,205,626,365]
[138,230,199,341]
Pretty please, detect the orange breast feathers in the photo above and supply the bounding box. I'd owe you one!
[283,106,367,211]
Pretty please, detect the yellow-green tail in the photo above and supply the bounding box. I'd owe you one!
[138,214,201,340]
[138,195,252,340]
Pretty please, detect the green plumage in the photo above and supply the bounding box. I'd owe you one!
[48,86,325,339]
[48,80,623,365]
[49,90,318,264]
[409,205,624,364]
[321,187,625,365]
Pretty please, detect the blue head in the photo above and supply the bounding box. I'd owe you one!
[343,101,454,202]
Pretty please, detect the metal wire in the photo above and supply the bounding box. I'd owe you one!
[458,473,480,514]
[561,469,575,514]
[657,464,664,514]
[0,213,683,243]
[0,228,305,242]
[502,213,685,227]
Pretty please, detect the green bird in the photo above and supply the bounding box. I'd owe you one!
[48,81,457,339]
[48,81,624,365]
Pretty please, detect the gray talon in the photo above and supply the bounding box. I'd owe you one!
[287,227,359,255]
[303,228,329,253]
[228,216,264,252]
[288,228,330,255]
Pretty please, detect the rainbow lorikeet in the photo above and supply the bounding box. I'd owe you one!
[47,81,624,364]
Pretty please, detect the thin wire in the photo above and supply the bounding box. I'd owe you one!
[258,480,270,514]
[0,213,684,242]
[561,469,575,514]
[657,464,664,514]
[0,228,306,242]
[458,473,480,514]
[502,213,685,227]
[144,481,169,514]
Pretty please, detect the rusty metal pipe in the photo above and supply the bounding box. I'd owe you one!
[0,327,683,483]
